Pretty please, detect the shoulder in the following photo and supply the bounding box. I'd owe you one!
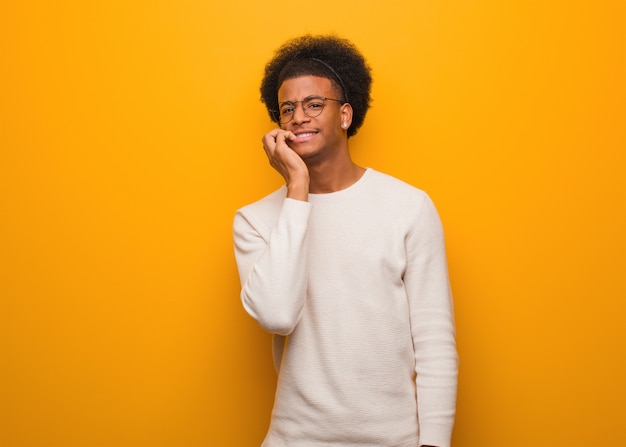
[364,170,447,242]
[236,186,287,217]
[365,168,430,206]
[360,170,445,233]
[233,186,288,236]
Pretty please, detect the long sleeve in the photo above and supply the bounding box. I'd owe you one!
[403,194,458,447]
[233,197,312,336]
[234,170,458,447]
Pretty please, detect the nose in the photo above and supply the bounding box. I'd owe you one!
[291,102,310,125]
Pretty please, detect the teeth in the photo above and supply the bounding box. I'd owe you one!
[296,133,314,138]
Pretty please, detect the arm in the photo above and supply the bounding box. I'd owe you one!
[404,194,459,447]
[232,128,312,335]
[233,199,311,335]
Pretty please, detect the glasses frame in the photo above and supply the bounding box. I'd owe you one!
[271,95,345,124]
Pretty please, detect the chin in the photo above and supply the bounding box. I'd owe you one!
[291,145,320,160]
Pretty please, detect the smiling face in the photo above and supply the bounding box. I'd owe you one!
[277,76,352,164]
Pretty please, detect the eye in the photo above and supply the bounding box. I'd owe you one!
[305,99,324,109]
[280,104,295,114]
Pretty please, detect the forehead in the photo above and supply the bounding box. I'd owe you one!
[278,76,336,102]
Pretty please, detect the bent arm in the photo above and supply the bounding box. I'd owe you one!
[233,198,311,335]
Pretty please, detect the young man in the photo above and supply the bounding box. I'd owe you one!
[233,35,458,447]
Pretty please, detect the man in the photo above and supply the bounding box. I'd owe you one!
[233,34,458,447]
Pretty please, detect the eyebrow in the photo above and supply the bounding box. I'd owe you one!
[278,95,324,106]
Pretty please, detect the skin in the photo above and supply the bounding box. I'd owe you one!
[261,76,366,200]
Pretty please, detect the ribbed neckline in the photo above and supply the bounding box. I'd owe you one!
[307,167,373,201]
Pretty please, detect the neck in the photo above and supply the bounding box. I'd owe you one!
[306,156,365,194]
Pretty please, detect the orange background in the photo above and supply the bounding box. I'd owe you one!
[1,1,624,446]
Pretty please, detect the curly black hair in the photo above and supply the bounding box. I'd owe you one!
[260,34,372,138]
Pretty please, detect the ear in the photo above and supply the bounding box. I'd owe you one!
[340,103,353,129]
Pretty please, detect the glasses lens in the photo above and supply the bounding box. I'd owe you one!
[302,97,325,118]
[275,97,328,124]
[279,103,295,123]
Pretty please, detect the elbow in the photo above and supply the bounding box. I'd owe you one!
[241,293,300,336]
[259,313,298,336]
[253,309,300,336]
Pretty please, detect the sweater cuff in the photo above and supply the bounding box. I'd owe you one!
[282,197,312,218]
[419,423,453,447]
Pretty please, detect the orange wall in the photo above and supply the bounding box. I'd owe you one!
[1,1,624,446]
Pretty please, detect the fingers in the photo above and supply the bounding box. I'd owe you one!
[261,128,307,182]
[262,129,295,156]
[276,131,299,151]
[261,129,278,154]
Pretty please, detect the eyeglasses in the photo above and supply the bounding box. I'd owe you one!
[271,95,345,124]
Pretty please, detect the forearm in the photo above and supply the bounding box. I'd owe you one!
[234,198,312,335]
[412,287,458,447]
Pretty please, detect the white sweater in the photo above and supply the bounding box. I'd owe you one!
[233,169,458,447]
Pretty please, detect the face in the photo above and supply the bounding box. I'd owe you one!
[277,76,352,163]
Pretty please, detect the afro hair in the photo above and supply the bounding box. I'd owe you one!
[260,34,372,138]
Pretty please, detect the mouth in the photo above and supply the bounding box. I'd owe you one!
[292,130,318,143]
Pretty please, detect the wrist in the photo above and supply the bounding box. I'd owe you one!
[286,179,309,201]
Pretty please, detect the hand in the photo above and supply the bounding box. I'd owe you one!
[261,129,310,200]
